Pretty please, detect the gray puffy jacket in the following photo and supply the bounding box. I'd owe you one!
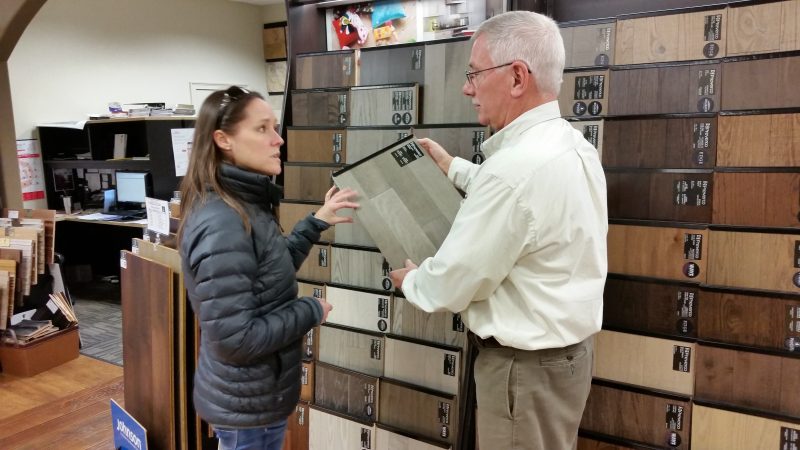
[180,163,327,428]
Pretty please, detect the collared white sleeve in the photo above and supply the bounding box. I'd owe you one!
[401,172,530,313]
[447,157,481,193]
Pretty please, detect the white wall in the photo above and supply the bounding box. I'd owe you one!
[9,0,269,139]
[262,2,287,23]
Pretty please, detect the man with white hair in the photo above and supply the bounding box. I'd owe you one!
[390,10,608,450]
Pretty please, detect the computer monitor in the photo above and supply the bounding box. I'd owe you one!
[115,171,152,209]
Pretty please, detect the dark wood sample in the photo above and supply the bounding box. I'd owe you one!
[717,113,800,167]
[283,402,310,450]
[608,224,708,283]
[707,230,800,294]
[602,116,716,169]
[695,344,800,418]
[615,8,727,65]
[291,88,350,127]
[727,1,800,56]
[698,289,800,352]
[314,361,380,423]
[609,63,720,116]
[120,251,175,450]
[301,360,314,403]
[562,22,616,68]
[721,56,800,111]
[283,163,340,202]
[359,44,426,86]
[423,39,476,124]
[379,378,459,447]
[309,406,375,449]
[349,84,419,127]
[279,201,334,242]
[594,330,695,396]
[559,70,610,118]
[287,128,346,163]
[692,403,800,449]
[712,171,800,228]
[295,50,358,89]
[296,243,331,283]
[331,245,395,292]
[603,277,698,339]
[318,324,385,377]
[581,382,691,450]
[577,436,634,450]
[606,171,713,222]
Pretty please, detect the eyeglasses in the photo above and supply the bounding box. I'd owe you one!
[216,86,250,128]
[464,61,532,87]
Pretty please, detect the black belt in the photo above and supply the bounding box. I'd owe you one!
[468,331,504,349]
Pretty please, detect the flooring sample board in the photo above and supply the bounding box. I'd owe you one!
[414,125,489,165]
[603,277,698,339]
[298,281,325,300]
[695,344,800,417]
[391,295,467,348]
[279,201,335,243]
[569,119,604,159]
[707,230,800,293]
[691,403,800,450]
[384,336,461,395]
[594,330,695,396]
[609,62,720,115]
[359,44,426,86]
[291,88,350,127]
[314,361,379,423]
[423,39,475,124]
[608,224,708,282]
[577,436,635,450]
[375,425,452,450]
[318,324,385,377]
[326,285,393,333]
[0,238,33,296]
[3,207,56,266]
[726,0,800,56]
[266,60,287,93]
[559,70,610,118]
[602,116,716,169]
[615,8,726,65]
[717,113,800,167]
[301,360,315,403]
[712,171,800,228]
[346,127,413,164]
[334,213,377,248]
[698,289,800,352]
[331,244,394,291]
[349,84,419,127]
[722,56,800,111]
[287,128,347,164]
[309,406,375,450]
[561,22,615,68]
[332,137,462,270]
[283,163,341,202]
[379,378,459,447]
[283,402,310,450]
[263,26,286,60]
[297,243,332,283]
[120,251,176,450]
[303,325,320,361]
[295,50,358,89]
[606,171,713,223]
[581,381,691,450]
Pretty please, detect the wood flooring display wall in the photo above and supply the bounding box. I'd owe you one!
[285,35,479,450]
[560,3,800,448]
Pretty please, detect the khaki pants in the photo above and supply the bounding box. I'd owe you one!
[473,336,593,450]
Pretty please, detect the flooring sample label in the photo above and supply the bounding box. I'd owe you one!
[672,346,691,372]
[333,137,462,269]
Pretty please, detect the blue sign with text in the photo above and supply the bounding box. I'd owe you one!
[110,399,148,450]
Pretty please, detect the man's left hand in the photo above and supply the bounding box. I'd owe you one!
[389,259,418,289]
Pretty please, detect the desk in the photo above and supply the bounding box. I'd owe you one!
[55,212,145,282]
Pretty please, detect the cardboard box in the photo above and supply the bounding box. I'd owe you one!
[0,326,79,376]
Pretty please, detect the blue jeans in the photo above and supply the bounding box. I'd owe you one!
[215,419,288,450]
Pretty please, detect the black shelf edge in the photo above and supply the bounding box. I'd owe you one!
[578,430,668,450]
[320,322,384,338]
[263,21,287,29]
[609,58,722,71]
[713,166,800,173]
[601,325,697,343]
[590,378,692,403]
[719,106,800,116]
[700,284,800,299]
[603,167,713,174]
[325,281,394,297]
[608,219,709,229]
[705,225,800,235]
[265,57,288,63]
[606,273,703,288]
[695,339,800,359]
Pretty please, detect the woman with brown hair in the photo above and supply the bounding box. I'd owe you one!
[179,86,357,450]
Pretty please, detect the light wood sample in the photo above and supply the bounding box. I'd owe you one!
[279,201,334,243]
[309,406,375,450]
[717,113,800,167]
[287,128,346,163]
[608,224,708,282]
[318,324,385,377]
[283,164,339,202]
[423,39,475,124]
[384,337,461,395]
[326,285,392,333]
[349,84,419,127]
[297,244,331,283]
[391,296,467,348]
[375,426,452,450]
[691,404,800,450]
[331,245,394,292]
[726,0,800,56]
[707,230,800,293]
[562,22,616,68]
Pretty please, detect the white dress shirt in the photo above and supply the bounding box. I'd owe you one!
[401,101,608,350]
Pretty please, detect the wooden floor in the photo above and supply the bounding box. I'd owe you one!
[0,355,124,449]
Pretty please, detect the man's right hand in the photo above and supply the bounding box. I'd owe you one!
[316,297,333,323]
[418,138,454,176]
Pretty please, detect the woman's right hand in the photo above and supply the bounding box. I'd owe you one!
[316,297,333,323]
[315,187,359,225]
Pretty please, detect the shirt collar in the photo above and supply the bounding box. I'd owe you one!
[481,101,562,158]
